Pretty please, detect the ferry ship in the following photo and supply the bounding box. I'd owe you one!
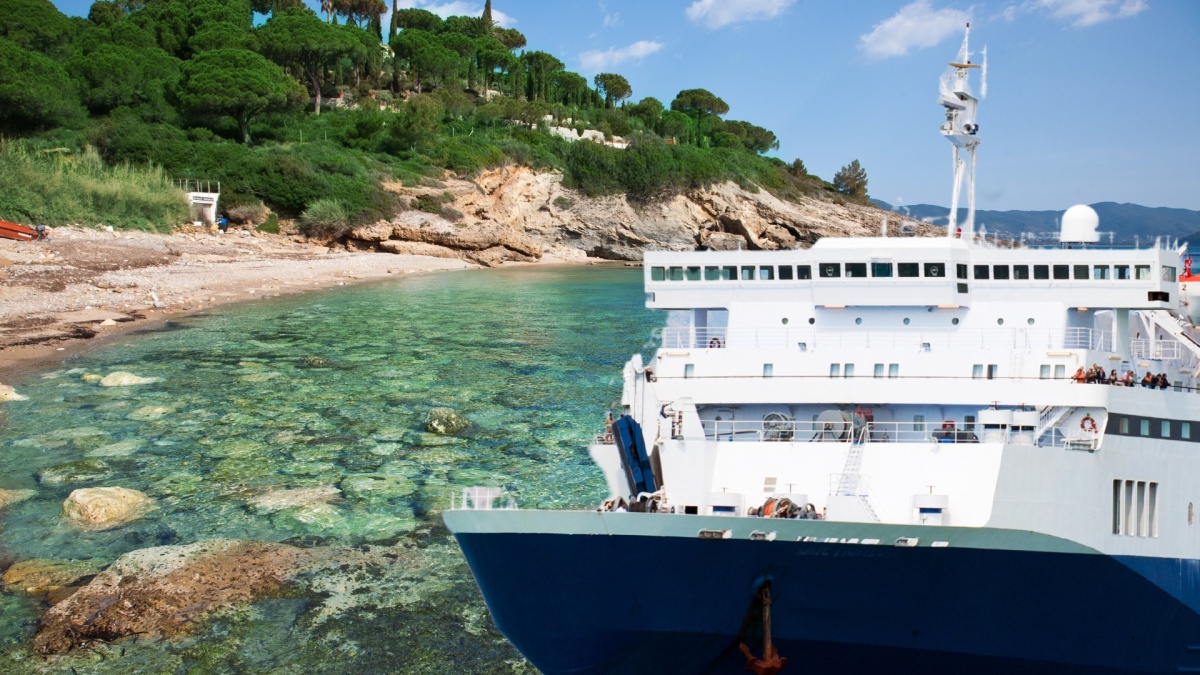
[444,26,1200,673]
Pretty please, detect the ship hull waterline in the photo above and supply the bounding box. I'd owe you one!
[445,510,1200,674]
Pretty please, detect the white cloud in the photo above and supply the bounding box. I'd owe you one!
[579,40,664,73]
[858,1,970,60]
[1029,0,1147,27]
[394,1,517,27]
[599,0,620,27]
[684,0,795,29]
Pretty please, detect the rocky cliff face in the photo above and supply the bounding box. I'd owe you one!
[345,166,942,265]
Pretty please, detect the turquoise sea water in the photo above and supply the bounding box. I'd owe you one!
[0,266,656,673]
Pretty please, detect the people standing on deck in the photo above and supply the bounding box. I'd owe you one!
[1073,368,1087,384]
[1109,369,1120,385]
[1122,370,1136,386]
[1142,372,1155,388]
[1158,373,1170,390]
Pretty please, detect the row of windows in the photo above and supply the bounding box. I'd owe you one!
[1112,479,1158,537]
[651,263,948,282]
[1108,414,1195,441]
[651,263,1175,283]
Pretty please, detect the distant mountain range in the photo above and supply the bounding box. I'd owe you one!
[870,200,1200,246]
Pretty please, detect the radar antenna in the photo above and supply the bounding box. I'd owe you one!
[939,23,984,241]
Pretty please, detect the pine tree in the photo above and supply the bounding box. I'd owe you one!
[833,159,868,198]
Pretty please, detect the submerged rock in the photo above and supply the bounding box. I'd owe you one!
[0,488,35,510]
[2,558,108,595]
[61,486,155,530]
[0,383,27,402]
[32,538,310,654]
[424,407,469,435]
[247,486,341,512]
[98,371,159,387]
[80,373,103,383]
[38,459,112,485]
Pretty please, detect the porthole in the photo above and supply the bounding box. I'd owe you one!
[997,318,1005,326]
[951,318,960,325]
[781,318,789,325]
[1027,318,1035,325]
[808,318,815,325]
[855,318,863,325]
[903,318,911,325]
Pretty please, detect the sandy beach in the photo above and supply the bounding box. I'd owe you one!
[0,226,481,383]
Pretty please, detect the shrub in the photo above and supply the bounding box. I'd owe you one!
[227,202,269,225]
[257,212,280,233]
[299,198,349,239]
[0,141,186,232]
[553,195,573,209]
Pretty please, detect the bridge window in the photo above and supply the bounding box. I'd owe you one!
[1136,265,1151,280]
[1040,365,1051,379]
[993,265,1010,280]
[845,263,867,277]
[704,266,720,281]
[1115,265,1131,280]
[829,363,841,378]
[1053,265,1069,280]
[797,265,812,280]
[898,263,919,277]
[874,363,885,378]
[1013,265,1029,279]
[820,263,841,278]
[924,263,945,277]
[778,265,794,280]
[722,266,737,280]
[1094,265,1110,280]
[1163,266,1177,282]
[669,266,684,281]
[1034,265,1050,280]
[957,264,968,279]
[888,363,899,378]
[651,267,665,281]
[741,266,755,281]
[686,266,701,281]
[758,266,774,281]
[872,262,894,277]
[1054,365,1065,379]
[1073,265,1089,280]
[974,265,990,280]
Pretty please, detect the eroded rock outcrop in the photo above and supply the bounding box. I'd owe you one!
[33,539,309,654]
[349,167,940,264]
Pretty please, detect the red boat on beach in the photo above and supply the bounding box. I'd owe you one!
[0,220,39,242]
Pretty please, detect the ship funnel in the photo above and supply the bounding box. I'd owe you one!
[1060,204,1100,244]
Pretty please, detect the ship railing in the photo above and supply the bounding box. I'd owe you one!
[701,419,1083,448]
[658,327,1114,352]
[1131,339,1182,361]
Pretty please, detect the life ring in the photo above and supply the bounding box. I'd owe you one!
[1080,415,1098,433]
[709,337,723,349]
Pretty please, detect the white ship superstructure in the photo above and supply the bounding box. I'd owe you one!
[596,237,1198,560]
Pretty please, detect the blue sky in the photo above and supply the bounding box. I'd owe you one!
[50,0,1200,211]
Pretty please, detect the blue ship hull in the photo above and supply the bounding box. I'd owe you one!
[448,512,1200,674]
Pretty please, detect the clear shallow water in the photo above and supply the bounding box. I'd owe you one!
[0,266,656,673]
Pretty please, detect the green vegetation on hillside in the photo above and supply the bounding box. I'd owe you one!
[0,0,870,234]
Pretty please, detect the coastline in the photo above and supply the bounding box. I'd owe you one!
[0,226,599,385]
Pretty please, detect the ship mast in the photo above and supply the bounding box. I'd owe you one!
[939,23,984,240]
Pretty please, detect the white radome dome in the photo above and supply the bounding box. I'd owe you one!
[1060,204,1100,243]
